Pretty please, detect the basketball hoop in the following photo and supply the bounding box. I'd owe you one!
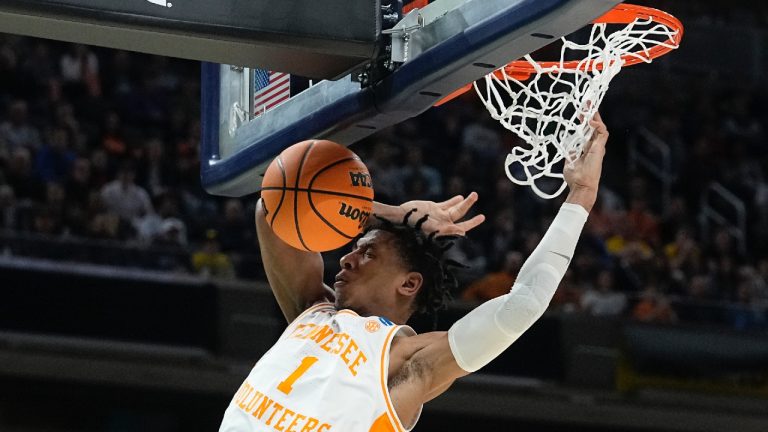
[441,4,683,199]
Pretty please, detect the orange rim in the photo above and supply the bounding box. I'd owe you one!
[435,3,683,106]
[403,0,429,14]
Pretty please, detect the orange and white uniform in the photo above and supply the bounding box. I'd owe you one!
[219,302,421,432]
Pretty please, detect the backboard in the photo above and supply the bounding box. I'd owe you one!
[0,0,382,79]
[201,0,622,197]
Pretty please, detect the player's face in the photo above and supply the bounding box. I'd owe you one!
[335,230,411,315]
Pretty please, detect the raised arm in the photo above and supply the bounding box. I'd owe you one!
[390,113,609,405]
[255,199,333,322]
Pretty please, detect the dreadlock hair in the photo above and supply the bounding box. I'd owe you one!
[363,209,466,328]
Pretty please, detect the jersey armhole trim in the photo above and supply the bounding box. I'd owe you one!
[378,325,419,432]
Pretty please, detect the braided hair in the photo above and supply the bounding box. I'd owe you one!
[364,209,465,326]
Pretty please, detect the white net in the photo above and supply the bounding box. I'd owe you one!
[475,13,680,199]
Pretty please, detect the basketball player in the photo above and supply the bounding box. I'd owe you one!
[219,113,609,432]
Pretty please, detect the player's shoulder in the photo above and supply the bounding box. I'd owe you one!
[290,301,336,323]
[391,330,446,354]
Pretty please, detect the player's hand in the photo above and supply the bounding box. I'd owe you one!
[564,112,608,211]
[399,192,485,236]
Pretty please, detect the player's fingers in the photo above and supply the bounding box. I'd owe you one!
[589,112,608,136]
[578,100,593,122]
[589,119,607,136]
[454,214,486,234]
[567,149,580,162]
[449,191,479,218]
[588,124,609,153]
[580,135,594,158]
[438,195,464,209]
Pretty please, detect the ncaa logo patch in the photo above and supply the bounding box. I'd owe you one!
[365,320,381,333]
[378,317,394,326]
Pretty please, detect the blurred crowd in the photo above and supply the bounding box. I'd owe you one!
[1,2,768,333]
[0,36,259,279]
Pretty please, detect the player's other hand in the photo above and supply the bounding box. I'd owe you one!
[564,112,609,212]
[400,192,485,236]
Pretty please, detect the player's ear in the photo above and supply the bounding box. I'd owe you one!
[399,272,423,297]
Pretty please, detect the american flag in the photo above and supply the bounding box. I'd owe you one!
[252,69,290,116]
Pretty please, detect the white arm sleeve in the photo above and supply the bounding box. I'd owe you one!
[448,203,589,372]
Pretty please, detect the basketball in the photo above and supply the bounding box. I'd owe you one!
[261,140,374,252]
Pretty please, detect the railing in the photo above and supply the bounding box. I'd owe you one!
[0,229,192,272]
[628,127,675,210]
[0,229,264,279]
[699,182,748,255]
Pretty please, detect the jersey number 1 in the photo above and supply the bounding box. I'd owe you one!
[277,356,318,395]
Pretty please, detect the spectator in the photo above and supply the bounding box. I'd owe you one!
[626,197,660,246]
[0,184,18,230]
[192,229,235,279]
[461,251,522,302]
[581,269,628,317]
[0,99,41,151]
[663,226,702,290]
[442,236,487,290]
[64,157,92,208]
[727,284,767,331]
[460,115,502,163]
[88,211,131,240]
[687,273,717,301]
[21,41,56,88]
[217,199,254,253]
[59,44,100,98]
[137,137,176,197]
[659,195,690,243]
[449,152,484,193]
[631,285,678,323]
[135,193,187,246]
[155,218,187,247]
[100,162,153,223]
[605,213,654,261]
[364,139,401,202]
[101,111,127,158]
[35,127,77,182]
[31,205,62,237]
[6,147,46,202]
[481,207,516,268]
[397,147,442,201]
[444,175,468,200]
[86,192,134,241]
[584,195,618,241]
[89,148,112,188]
[52,103,85,152]
[755,258,768,301]
[550,269,583,313]
[0,42,23,102]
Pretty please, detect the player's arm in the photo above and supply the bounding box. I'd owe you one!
[395,113,609,403]
[255,199,334,322]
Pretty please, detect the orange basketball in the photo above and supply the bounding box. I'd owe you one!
[261,140,374,252]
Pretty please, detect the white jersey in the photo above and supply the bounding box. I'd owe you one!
[219,302,422,432]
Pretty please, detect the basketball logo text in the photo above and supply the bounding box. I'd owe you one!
[338,202,370,228]
[349,172,372,188]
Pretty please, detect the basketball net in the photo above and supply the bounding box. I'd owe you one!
[473,5,682,199]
